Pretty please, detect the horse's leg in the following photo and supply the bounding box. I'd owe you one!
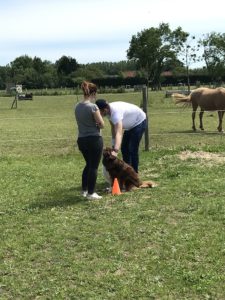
[217,111,224,132]
[222,111,225,132]
[192,104,197,131]
[199,110,204,130]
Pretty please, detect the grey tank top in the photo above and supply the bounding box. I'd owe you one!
[75,102,101,138]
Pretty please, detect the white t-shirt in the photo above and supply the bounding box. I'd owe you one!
[109,101,146,130]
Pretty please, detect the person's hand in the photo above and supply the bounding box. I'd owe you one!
[111,150,118,156]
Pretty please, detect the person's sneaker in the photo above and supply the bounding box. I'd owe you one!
[81,190,88,197]
[87,192,102,199]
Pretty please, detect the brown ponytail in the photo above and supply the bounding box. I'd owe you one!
[81,81,97,97]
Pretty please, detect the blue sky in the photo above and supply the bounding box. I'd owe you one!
[0,0,225,66]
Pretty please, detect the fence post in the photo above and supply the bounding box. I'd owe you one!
[142,86,150,151]
[11,93,18,109]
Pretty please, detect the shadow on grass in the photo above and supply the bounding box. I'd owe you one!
[28,182,109,211]
[29,187,86,210]
[166,129,223,135]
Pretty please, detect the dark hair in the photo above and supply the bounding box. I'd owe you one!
[95,99,108,110]
[81,81,97,96]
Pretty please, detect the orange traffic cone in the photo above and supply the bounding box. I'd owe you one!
[112,178,122,195]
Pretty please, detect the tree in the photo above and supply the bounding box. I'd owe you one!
[42,61,58,88]
[178,35,201,91]
[55,56,79,87]
[127,23,188,90]
[73,64,105,84]
[55,56,79,76]
[199,32,225,84]
[9,55,33,83]
[33,56,47,73]
[0,66,11,89]
[10,55,33,71]
[7,55,58,88]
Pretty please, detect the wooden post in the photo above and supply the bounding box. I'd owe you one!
[142,86,149,151]
[11,93,18,109]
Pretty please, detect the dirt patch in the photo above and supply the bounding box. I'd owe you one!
[178,150,225,165]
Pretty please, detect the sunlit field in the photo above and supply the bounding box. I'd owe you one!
[0,91,225,299]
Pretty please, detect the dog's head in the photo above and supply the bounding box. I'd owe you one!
[102,147,142,190]
[102,147,117,168]
[103,147,114,156]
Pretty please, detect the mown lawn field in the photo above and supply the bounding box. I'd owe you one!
[0,91,225,299]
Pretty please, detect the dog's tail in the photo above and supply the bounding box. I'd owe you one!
[139,180,158,188]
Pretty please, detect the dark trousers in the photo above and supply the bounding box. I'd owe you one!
[77,136,103,194]
[121,119,147,173]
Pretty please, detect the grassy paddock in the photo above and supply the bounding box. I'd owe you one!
[0,92,225,299]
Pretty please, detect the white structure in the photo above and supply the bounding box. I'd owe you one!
[16,85,22,94]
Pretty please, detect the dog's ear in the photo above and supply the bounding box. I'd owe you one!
[103,147,112,154]
[103,148,110,158]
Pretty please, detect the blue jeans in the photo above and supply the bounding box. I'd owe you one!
[121,119,147,173]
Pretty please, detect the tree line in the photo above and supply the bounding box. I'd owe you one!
[0,23,224,91]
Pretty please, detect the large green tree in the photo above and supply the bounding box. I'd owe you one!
[9,55,33,83]
[200,32,225,83]
[8,55,58,88]
[55,56,79,87]
[55,56,79,75]
[127,23,188,90]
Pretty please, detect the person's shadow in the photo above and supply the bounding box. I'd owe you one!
[28,183,108,211]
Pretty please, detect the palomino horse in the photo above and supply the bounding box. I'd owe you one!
[173,87,225,132]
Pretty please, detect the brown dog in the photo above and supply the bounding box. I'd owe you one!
[102,147,157,191]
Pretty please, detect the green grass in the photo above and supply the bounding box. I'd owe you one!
[0,92,225,299]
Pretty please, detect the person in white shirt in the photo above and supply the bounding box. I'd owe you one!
[95,99,146,173]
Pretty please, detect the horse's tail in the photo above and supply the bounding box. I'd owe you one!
[172,93,192,107]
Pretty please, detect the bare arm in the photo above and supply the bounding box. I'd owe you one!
[111,121,123,155]
[93,110,104,128]
[110,120,115,138]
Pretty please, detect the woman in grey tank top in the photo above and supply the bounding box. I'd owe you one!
[75,81,104,199]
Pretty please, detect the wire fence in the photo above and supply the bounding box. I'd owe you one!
[0,110,224,145]
[1,90,225,152]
